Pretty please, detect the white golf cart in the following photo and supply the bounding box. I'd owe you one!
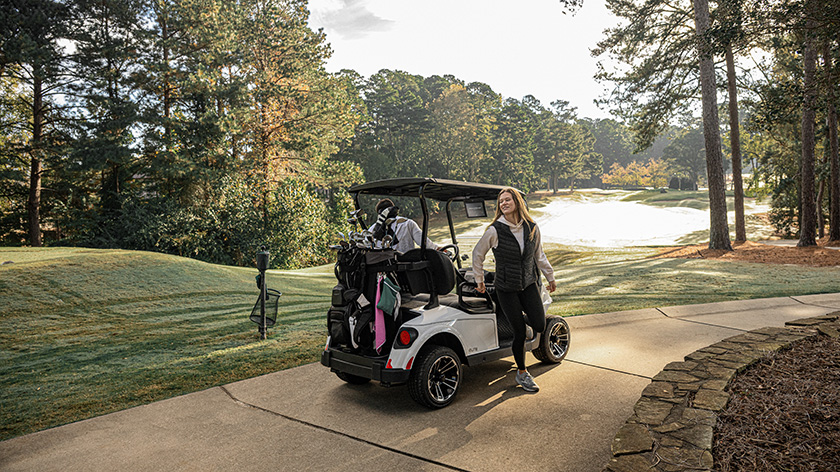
[321,178,570,408]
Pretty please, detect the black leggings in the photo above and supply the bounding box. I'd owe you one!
[496,283,546,371]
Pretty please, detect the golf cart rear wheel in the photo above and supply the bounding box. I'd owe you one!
[532,316,570,364]
[408,345,461,409]
[335,371,370,385]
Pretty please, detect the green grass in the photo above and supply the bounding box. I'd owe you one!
[621,189,712,210]
[2,189,838,441]
[546,254,840,316]
[617,189,776,244]
[621,188,773,213]
[0,247,335,440]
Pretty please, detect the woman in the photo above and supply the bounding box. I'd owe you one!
[472,188,556,392]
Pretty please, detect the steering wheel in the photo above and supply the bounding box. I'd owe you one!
[439,244,459,262]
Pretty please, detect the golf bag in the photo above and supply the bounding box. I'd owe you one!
[370,205,399,243]
[328,244,398,354]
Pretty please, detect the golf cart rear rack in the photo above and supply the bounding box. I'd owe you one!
[320,349,410,385]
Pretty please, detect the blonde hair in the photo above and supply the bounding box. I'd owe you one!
[492,188,537,240]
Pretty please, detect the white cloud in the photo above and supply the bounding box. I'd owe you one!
[310,0,394,40]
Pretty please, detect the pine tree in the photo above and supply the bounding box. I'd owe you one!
[797,5,818,247]
[692,0,732,250]
[1,0,70,246]
[67,0,145,235]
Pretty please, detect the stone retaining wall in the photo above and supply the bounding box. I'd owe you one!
[603,311,840,472]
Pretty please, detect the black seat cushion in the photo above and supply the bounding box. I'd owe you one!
[399,249,456,295]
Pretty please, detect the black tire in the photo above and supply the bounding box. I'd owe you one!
[335,371,370,385]
[408,345,462,409]
[532,316,570,363]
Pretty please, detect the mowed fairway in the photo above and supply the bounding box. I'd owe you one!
[0,247,335,440]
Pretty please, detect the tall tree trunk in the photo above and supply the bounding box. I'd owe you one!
[798,14,818,247]
[158,5,173,197]
[162,12,171,144]
[725,45,746,242]
[826,42,840,243]
[28,75,43,247]
[692,0,732,250]
[817,176,825,238]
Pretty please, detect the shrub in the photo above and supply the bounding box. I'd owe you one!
[54,175,353,270]
[769,176,798,238]
[602,159,669,188]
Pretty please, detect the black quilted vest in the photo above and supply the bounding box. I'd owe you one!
[491,220,539,291]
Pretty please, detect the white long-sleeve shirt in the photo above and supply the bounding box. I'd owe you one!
[392,217,438,253]
[471,216,554,285]
[370,217,438,253]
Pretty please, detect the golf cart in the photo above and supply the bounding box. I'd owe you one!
[321,178,570,408]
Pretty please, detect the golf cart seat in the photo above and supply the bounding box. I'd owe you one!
[396,248,455,302]
[396,249,494,313]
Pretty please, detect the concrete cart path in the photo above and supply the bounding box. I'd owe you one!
[2,293,839,472]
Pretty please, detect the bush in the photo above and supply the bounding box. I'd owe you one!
[668,176,698,190]
[54,175,353,270]
[769,177,798,238]
[602,159,669,188]
[267,177,332,269]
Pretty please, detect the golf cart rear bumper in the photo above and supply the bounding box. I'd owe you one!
[321,349,410,384]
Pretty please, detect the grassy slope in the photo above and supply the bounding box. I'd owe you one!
[620,189,713,210]
[3,190,840,440]
[0,247,335,440]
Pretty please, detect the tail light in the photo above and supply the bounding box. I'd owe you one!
[394,328,418,349]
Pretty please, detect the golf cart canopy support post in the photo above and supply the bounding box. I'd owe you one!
[351,193,367,229]
[419,183,429,252]
[445,200,460,268]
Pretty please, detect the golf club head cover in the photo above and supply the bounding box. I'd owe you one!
[371,206,399,241]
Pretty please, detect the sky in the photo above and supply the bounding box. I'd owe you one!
[307,0,621,120]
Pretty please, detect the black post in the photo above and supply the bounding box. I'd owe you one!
[256,246,270,339]
[419,184,429,251]
[445,200,460,269]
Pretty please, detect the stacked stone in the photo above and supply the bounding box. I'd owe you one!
[604,311,840,472]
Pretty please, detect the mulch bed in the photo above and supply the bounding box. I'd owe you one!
[713,334,840,471]
[656,239,840,267]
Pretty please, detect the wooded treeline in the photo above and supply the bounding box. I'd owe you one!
[2,0,839,268]
[332,70,609,194]
[595,0,840,246]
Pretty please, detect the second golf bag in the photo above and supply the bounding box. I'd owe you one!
[328,243,399,355]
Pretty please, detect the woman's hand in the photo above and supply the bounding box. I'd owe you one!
[547,280,556,293]
[476,282,486,293]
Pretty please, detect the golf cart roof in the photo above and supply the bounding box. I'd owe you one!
[348,178,520,202]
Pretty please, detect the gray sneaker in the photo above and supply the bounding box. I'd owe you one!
[515,371,540,392]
